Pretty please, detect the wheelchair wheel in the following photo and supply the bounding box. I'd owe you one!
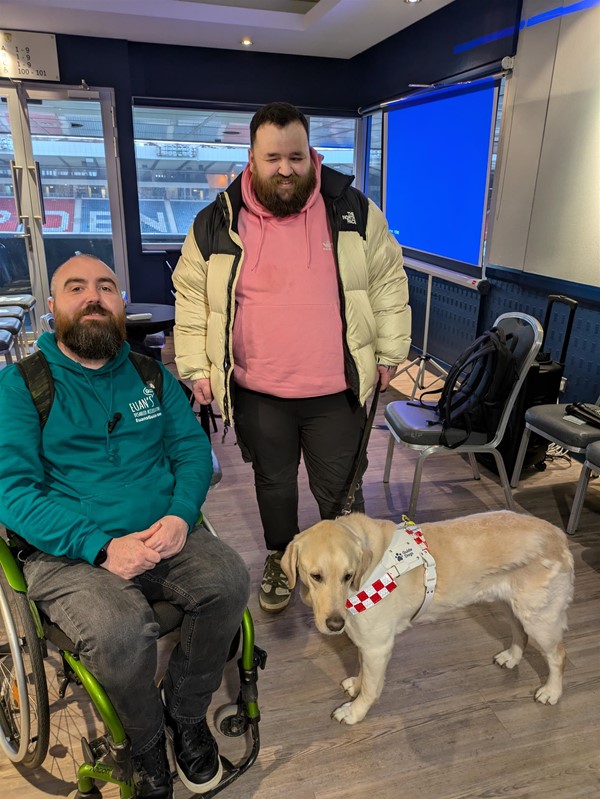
[215,703,249,737]
[0,572,50,768]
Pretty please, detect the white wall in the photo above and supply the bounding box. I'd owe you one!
[487,0,600,287]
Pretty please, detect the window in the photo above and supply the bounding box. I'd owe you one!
[308,115,356,175]
[364,111,382,208]
[132,106,357,247]
[0,88,126,309]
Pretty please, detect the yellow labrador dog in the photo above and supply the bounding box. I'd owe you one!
[281,510,574,725]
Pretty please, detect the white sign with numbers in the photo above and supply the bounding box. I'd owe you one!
[0,30,60,81]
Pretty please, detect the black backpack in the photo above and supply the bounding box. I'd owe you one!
[16,349,164,430]
[419,327,518,449]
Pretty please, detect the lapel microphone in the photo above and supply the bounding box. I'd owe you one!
[108,413,122,434]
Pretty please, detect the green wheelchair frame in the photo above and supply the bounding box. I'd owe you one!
[0,532,266,798]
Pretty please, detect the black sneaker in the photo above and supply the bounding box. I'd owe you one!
[132,733,173,799]
[165,712,223,794]
[259,550,291,612]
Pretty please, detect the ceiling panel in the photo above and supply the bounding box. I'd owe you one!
[0,0,455,59]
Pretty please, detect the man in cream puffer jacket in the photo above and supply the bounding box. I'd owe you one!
[174,102,411,613]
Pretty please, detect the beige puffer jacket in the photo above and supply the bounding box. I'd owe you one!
[173,166,411,427]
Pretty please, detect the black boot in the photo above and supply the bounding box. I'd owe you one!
[165,712,223,795]
[131,733,173,799]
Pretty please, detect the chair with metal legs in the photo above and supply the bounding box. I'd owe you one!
[566,440,600,534]
[0,317,25,361]
[0,294,38,338]
[0,330,18,365]
[0,306,29,356]
[510,396,600,490]
[383,312,543,518]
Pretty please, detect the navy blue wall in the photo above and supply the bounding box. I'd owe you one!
[353,0,522,108]
[480,273,600,403]
[407,266,600,404]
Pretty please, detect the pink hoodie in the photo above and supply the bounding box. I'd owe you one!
[233,149,347,398]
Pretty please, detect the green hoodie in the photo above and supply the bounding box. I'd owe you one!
[0,333,212,564]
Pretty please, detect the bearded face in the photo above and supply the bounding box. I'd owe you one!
[54,302,126,361]
[249,121,317,217]
[251,162,317,217]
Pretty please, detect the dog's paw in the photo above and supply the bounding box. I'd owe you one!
[534,684,561,705]
[331,701,361,725]
[341,676,361,698]
[494,648,521,669]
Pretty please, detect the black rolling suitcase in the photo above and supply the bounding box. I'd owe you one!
[478,294,578,476]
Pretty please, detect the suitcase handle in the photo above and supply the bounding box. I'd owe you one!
[546,294,578,310]
[540,295,578,365]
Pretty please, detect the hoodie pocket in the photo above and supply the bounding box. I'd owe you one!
[79,471,175,535]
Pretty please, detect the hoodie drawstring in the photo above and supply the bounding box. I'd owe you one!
[79,366,118,463]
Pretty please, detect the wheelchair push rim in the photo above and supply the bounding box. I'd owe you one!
[0,574,50,768]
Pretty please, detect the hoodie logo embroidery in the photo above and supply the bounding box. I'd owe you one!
[322,241,333,251]
[129,388,162,423]
[342,211,356,225]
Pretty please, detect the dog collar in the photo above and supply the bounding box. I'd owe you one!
[345,520,437,622]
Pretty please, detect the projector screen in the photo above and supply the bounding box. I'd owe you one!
[384,79,498,268]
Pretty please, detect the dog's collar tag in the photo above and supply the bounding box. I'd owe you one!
[346,522,437,620]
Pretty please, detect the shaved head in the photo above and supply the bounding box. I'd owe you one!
[50,254,117,298]
[49,254,126,363]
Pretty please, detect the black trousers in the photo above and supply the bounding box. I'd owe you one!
[234,385,367,551]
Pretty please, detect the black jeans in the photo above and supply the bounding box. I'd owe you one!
[234,385,367,551]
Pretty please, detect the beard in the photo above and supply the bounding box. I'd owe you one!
[252,163,317,217]
[54,303,126,361]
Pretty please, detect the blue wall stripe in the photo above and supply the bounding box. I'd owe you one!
[527,0,600,28]
[454,0,600,54]
[454,26,517,54]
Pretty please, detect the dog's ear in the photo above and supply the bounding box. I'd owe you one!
[352,545,373,590]
[281,540,299,589]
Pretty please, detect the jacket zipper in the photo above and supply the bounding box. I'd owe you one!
[218,191,242,431]
[328,199,360,398]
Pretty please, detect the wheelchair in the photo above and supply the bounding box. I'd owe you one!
[0,523,266,799]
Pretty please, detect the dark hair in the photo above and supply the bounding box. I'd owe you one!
[249,102,309,147]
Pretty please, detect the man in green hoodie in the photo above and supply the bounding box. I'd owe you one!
[0,254,250,798]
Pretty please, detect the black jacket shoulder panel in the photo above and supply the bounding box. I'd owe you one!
[320,164,355,199]
[193,173,244,261]
[321,166,369,240]
[192,203,219,262]
[224,173,244,227]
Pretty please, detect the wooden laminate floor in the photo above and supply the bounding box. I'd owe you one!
[2,339,599,798]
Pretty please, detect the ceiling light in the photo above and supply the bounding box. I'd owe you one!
[404,0,422,4]
[241,37,253,47]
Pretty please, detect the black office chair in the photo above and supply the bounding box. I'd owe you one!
[383,312,543,518]
[510,398,600,533]
[567,440,600,533]
[511,396,600,485]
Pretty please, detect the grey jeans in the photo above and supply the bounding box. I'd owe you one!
[24,523,250,755]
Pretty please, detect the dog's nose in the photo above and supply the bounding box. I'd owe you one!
[326,615,345,632]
